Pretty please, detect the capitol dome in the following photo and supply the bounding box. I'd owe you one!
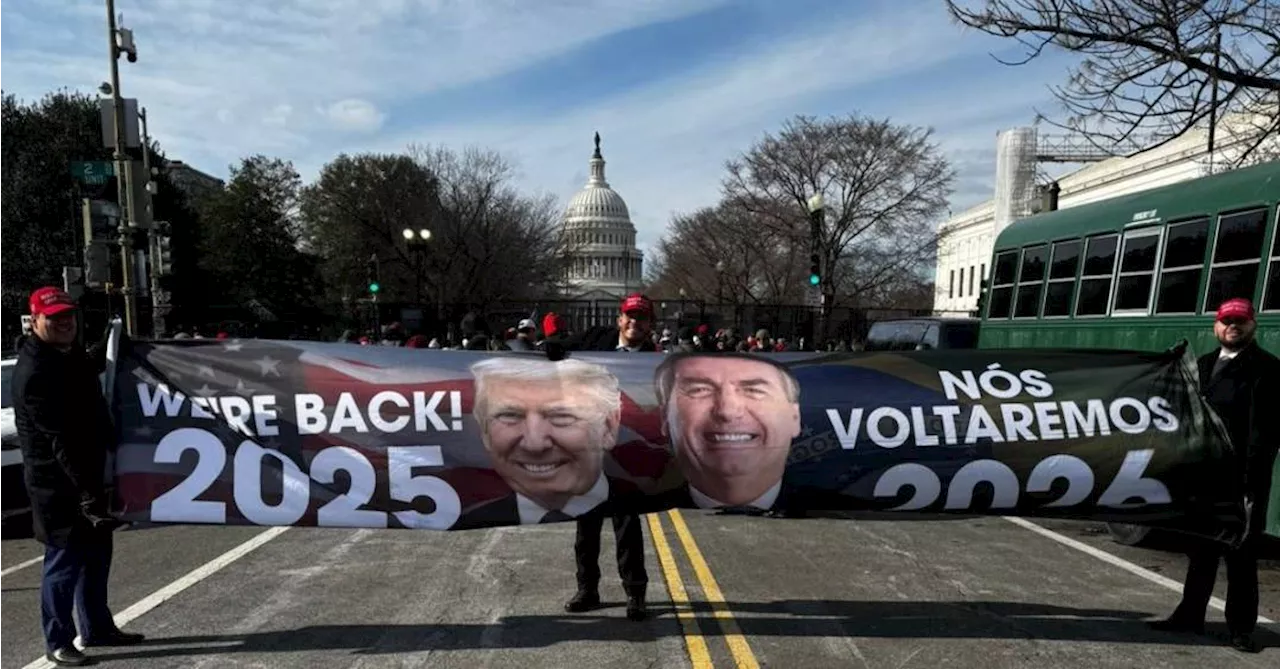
[561,133,643,298]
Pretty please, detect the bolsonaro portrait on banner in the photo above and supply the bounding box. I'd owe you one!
[654,353,802,511]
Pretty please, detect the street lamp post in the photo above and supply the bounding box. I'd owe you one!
[106,0,139,335]
[402,227,432,305]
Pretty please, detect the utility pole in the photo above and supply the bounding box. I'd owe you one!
[106,0,137,335]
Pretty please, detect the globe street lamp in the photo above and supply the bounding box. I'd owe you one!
[403,227,432,304]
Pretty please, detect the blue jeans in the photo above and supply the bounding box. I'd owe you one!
[40,532,115,652]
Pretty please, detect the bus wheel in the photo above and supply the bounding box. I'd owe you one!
[1106,522,1155,546]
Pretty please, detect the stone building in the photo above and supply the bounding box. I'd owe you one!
[561,133,644,300]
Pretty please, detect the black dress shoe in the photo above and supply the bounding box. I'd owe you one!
[1146,618,1204,634]
[626,595,648,621]
[82,630,145,646]
[564,590,601,613]
[1230,634,1260,653]
[46,647,93,666]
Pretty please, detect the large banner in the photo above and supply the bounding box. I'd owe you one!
[111,339,1252,542]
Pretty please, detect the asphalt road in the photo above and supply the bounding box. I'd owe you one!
[2,514,1277,668]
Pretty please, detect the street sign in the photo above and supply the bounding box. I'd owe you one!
[71,161,115,185]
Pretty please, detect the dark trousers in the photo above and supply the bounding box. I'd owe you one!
[574,512,647,597]
[41,531,116,652]
[1171,541,1258,635]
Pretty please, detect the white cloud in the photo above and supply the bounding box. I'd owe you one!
[264,103,294,127]
[1,0,1070,257]
[332,5,1061,254]
[321,99,383,132]
[0,0,726,177]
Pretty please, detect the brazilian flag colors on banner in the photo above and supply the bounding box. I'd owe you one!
[108,336,1273,544]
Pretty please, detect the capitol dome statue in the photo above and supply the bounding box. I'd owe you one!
[561,132,643,299]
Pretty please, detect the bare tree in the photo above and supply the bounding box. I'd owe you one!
[645,205,805,304]
[947,0,1280,164]
[298,153,440,308]
[409,144,578,306]
[720,114,953,317]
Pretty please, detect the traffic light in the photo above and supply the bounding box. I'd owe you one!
[157,225,175,277]
[366,254,380,295]
[808,252,821,286]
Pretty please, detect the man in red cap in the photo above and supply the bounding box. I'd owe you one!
[558,293,655,621]
[1150,298,1279,653]
[13,287,144,666]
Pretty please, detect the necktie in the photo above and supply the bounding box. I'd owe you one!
[541,509,574,524]
[1209,355,1231,384]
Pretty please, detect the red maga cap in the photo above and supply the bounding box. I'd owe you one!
[620,293,653,316]
[29,286,76,317]
[1215,298,1255,322]
[542,312,566,337]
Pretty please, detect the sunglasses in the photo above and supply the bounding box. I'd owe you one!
[622,311,652,321]
[1218,317,1251,326]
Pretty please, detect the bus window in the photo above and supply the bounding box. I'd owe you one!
[1264,210,1280,312]
[1204,208,1268,311]
[1013,244,1047,318]
[1075,234,1118,316]
[988,251,1018,318]
[1155,217,1209,314]
[1112,228,1161,313]
[1044,239,1081,317]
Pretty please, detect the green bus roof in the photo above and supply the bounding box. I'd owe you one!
[995,159,1280,250]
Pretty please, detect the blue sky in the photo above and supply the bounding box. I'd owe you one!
[1,0,1081,254]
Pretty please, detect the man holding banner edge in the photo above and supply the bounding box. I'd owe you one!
[1148,298,1279,653]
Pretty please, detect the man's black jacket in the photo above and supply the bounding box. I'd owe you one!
[1197,341,1280,531]
[12,334,114,546]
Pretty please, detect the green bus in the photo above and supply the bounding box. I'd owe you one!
[978,160,1280,356]
[976,160,1280,546]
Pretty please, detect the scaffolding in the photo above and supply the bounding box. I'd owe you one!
[993,127,1039,232]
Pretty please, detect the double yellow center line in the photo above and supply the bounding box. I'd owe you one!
[646,510,760,669]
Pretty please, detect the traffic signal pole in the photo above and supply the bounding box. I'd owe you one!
[807,194,826,348]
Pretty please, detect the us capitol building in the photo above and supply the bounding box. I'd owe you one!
[560,133,644,299]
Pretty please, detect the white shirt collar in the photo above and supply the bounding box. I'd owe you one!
[515,472,609,524]
[689,480,782,511]
[1218,348,1240,360]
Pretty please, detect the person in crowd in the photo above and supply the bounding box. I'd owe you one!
[13,287,144,667]
[559,293,656,621]
[1148,298,1278,654]
[509,319,538,351]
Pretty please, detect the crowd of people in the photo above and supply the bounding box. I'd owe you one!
[327,310,858,354]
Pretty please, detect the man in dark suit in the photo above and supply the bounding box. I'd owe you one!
[1149,298,1279,653]
[560,293,657,621]
[467,357,621,525]
[14,288,143,667]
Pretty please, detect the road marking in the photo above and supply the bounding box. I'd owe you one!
[21,526,289,669]
[668,510,760,669]
[1,555,43,577]
[1002,517,1274,624]
[646,513,713,669]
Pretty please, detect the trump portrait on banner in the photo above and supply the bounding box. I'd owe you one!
[655,353,802,510]
[467,357,622,525]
